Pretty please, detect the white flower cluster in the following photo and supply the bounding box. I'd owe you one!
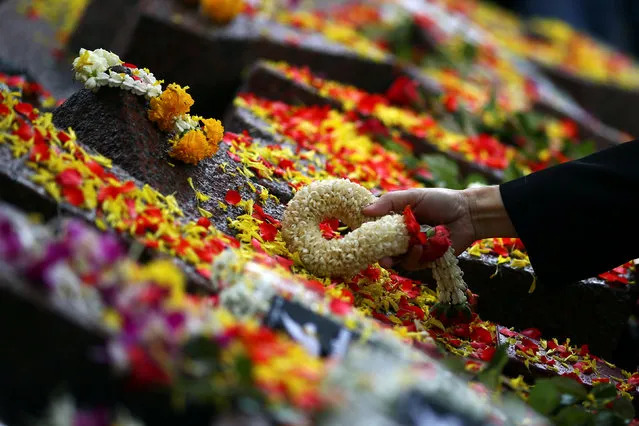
[72,48,162,98]
[210,248,436,359]
[431,249,468,305]
[282,179,468,305]
[282,179,411,278]
[174,114,200,134]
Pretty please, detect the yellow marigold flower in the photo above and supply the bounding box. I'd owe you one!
[201,117,224,152]
[200,0,244,25]
[169,129,215,165]
[148,83,194,132]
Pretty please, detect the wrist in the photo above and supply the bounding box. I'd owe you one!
[462,185,517,240]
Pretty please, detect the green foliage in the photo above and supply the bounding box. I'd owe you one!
[420,154,487,189]
[564,139,596,160]
[524,378,635,425]
[382,17,416,61]
[477,347,509,389]
[502,160,526,183]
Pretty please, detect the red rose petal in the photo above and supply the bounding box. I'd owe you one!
[225,189,241,205]
[62,186,85,206]
[56,168,83,187]
[259,222,278,242]
[329,298,351,316]
[196,217,211,228]
[470,326,493,344]
[520,328,542,340]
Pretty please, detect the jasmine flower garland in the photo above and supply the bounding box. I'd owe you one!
[282,179,468,307]
[71,48,224,165]
[72,48,162,98]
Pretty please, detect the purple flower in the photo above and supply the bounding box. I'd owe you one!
[73,407,111,426]
[0,219,23,262]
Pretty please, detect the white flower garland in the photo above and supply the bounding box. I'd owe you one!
[72,48,162,98]
[282,179,468,305]
[210,248,435,360]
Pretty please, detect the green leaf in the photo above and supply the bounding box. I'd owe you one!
[592,383,618,401]
[610,397,635,420]
[420,154,463,189]
[591,411,627,426]
[442,356,468,375]
[528,379,562,415]
[461,41,478,63]
[564,140,596,160]
[183,336,220,362]
[454,107,477,136]
[477,347,508,389]
[554,406,591,426]
[502,160,525,183]
[484,85,498,113]
[235,355,254,388]
[548,377,588,401]
[464,173,487,188]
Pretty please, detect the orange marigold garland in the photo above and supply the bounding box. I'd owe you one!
[200,0,245,24]
[148,83,194,132]
[72,49,223,165]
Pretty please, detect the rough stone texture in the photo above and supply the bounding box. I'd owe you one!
[0,126,213,293]
[0,263,108,425]
[52,87,288,234]
[67,0,141,56]
[456,252,639,359]
[533,96,628,151]
[496,326,639,412]
[240,62,503,183]
[0,260,227,425]
[0,0,80,101]
[223,102,639,358]
[535,61,639,140]
[412,24,625,150]
[67,0,402,120]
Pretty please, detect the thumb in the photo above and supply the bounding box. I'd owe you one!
[362,190,421,217]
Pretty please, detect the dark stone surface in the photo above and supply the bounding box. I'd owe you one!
[0,0,80,101]
[52,87,288,234]
[0,263,108,425]
[534,61,639,140]
[0,125,212,293]
[455,252,639,359]
[68,0,402,120]
[496,326,639,412]
[67,0,142,56]
[533,97,627,151]
[222,100,638,358]
[412,23,625,150]
[0,261,226,425]
[239,62,503,183]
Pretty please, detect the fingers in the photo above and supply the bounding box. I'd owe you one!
[379,256,394,269]
[400,245,423,271]
[362,189,422,217]
[378,246,425,271]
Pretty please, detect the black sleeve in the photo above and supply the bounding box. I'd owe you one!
[499,139,639,285]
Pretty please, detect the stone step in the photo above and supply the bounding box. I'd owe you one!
[68,0,402,120]
[224,98,639,359]
[496,326,639,411]
[239,61,503,183]
[457,252,638,360]
[409,16,626,150]
[535,61,639,139]
[52,87,288,232]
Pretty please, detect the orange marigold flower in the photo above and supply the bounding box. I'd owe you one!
[201,117,224,151]
[169,129,215,164]
[148,83,194,132]
[200,0,244,25]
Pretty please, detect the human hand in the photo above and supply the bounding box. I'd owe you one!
[362,185,516,271]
